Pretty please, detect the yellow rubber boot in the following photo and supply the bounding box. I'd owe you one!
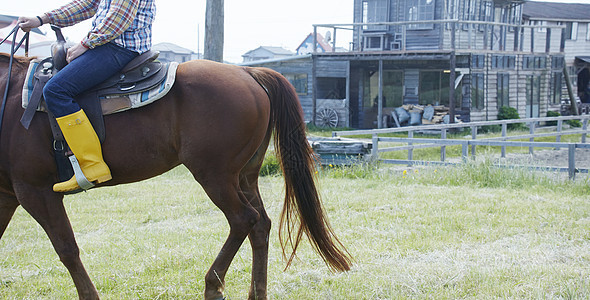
[53,110,112,192]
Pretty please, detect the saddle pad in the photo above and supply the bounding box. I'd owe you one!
[22,61,179,115]
[22,58,45,111]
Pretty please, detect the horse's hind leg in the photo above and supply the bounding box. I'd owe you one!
[0,193,19,239]
[195,172,261,300]
[240,149,271,300]
[14,184,99,300]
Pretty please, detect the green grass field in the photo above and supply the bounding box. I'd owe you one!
[1,162,589,299]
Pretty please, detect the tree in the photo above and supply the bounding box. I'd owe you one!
[204,0,224,62]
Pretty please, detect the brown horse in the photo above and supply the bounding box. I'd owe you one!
[0,53,351,299]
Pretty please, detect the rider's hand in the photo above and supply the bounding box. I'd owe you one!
[66,43,89,63]
[18,15,47,32]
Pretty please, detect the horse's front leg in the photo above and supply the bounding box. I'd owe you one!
[14,182,99,300]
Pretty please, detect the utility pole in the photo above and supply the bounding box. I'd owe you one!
[204,0,224,62]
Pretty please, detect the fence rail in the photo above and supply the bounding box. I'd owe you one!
[333,116,590,179]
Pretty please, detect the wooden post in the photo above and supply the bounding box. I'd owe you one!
[557,119,563,143]
[371,134,379,160]
[582,119,588,144]
[501,123,507,158]
[378,59,383,128]
[441,129,447,162]
[312,55,318,126]
[408,130,414,164]
[568,144,576,180]
[529,122,535,155]
[545,28,551,53]
[449,22,456,123]
[513,24,519,52]
[471,125,477,159]
[204,0,224,62]
[530,27,534,53]
[332,29,337,53]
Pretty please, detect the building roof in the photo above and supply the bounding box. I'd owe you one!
[296,33,332,54]
[238,54,312,67]
[243,46,294,57]
[523,1,590,21]
[152,42,194,55]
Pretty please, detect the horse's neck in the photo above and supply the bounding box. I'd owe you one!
[0,54,28,84]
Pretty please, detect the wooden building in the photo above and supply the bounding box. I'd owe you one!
[243,0,581,128]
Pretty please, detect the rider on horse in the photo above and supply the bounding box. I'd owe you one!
[18,0,156,193]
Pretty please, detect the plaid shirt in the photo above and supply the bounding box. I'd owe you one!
[46,0,155,53]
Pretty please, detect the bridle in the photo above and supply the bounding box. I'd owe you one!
[0,24,30,136]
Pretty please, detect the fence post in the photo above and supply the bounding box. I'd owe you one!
[441,129,447,162]
[501,123,507,158]
[462,141,468,162]
[529,122,535,155]
[568,143,576,180]
[371,134,379,161]
[556,119,563,143]
[471,126,477,159]
[408,130,414,163]
[582,118,588,144]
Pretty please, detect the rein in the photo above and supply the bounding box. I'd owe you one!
[0,25,30,136]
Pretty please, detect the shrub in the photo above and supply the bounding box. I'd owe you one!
[566,119,582,127]
[498,106,525,130]
[546,111,560,126]
[259,151,281,176]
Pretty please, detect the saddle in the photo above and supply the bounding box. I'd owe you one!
[21,49,167,142]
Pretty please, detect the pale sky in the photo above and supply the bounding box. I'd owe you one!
[4,0,354,63]
[4,0,588,63]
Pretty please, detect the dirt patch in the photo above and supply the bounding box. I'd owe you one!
[501,148,590,169]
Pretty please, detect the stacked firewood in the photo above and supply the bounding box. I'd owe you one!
[394,105,453,126]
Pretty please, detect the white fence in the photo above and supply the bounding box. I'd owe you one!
[333,116,590,179]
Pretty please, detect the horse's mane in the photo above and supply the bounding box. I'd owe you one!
[0,53,35,69]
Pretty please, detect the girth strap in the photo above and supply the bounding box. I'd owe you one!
[20,73,51,129]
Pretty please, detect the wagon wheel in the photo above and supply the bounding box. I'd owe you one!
[316,108,339,128]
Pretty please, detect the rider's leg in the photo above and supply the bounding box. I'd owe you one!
[43,42,138,192]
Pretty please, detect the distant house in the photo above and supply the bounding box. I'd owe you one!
[241,46,294,63]
[296,32,333,55]
[522,1,590,106]
[152,42,196,64]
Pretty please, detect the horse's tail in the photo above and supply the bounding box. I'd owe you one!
[245,67,352,272]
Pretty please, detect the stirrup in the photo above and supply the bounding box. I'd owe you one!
[68,155,95,190]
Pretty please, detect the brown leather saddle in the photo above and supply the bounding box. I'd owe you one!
[21,44,167,142]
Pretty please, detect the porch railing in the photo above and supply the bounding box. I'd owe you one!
[312,20,566,54]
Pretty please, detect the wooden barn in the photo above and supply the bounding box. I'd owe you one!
[242,0,589,129]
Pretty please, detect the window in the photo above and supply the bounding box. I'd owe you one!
[551,56,564,70]
[419,70,461,107]
[472,54,485,69]
[587,23,590,41]
[526,75,541,118]
[497,73,510,108]
[284,74,308,95]
[523,55,547,70]
[551,72,563,105]
[538,21,546,33]
[492,55,515,69]
[472,73,485,110]
[408,0,435,30]
[363,0,389,31]
[565,22,578,40]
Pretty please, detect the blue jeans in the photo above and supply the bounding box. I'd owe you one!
[43,42,138,117]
